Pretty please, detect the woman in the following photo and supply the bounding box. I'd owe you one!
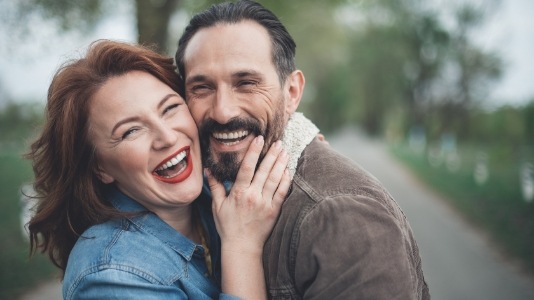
[27,40,291,299]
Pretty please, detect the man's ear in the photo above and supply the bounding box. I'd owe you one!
[285,70,305,114]
[95,166,115,184]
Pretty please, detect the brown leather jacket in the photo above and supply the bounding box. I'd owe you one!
[263,138,430,299]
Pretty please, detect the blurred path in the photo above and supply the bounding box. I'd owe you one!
[20,279,61,300]
[21,126,534,300]
[329,126,534,300]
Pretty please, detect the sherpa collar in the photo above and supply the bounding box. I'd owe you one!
[281,112,319,176]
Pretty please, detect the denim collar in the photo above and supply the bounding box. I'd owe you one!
[108,187,199,261]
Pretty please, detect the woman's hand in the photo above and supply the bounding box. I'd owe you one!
[208,135,291,255]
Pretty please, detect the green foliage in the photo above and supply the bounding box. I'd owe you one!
[306,64,352,133]
[523,100,534,142]
[2,0,507,138]
[0,102,43,147]
[470,104,530,146]
[0,102,56,298]
[0,154,58,299]
[346,24,410,135]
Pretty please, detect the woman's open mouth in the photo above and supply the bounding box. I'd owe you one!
[152,146,193,183]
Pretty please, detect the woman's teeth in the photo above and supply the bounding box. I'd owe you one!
[156,150,186,172]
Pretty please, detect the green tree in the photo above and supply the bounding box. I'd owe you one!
[1,0,505,138]
[435,3,502,139]
[524,100,534,144]
[3,0,181,54]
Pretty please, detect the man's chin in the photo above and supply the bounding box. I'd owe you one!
[206,151,242,183]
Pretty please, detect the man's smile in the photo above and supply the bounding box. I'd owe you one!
[212,130,250,146]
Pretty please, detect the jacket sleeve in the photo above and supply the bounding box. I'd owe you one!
[294,193,419,300]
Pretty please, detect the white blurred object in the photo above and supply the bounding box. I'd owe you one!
[20,184,38,241]
[446,151,461,173]
[427,146,442,168]
[473,151,490,185]
[520,162,534,203]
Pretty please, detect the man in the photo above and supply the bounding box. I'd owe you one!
[176,1,430,299]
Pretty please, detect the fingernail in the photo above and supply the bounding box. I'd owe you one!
[274,140,282,149]
[256,135,264,145]
[280,149,288,159]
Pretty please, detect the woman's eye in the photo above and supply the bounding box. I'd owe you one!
[163,103,180,115]
[121,128,138,140]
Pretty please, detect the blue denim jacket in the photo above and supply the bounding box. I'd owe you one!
[63,186,239,299]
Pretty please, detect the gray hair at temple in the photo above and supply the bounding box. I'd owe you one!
[175,0,297,85]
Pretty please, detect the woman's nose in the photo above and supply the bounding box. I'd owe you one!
[152,122,178,150]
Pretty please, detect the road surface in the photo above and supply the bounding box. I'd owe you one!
[328,127,534,300]
[21,127,534,299]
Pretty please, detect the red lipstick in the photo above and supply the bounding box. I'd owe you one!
[152,146,193,184]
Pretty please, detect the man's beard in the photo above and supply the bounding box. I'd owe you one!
[198,101,287,184]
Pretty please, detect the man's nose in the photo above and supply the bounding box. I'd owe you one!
[210,86,240,124]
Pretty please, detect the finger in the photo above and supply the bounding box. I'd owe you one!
[272,169,291,210]
[317,133,329,145]
[206,169,226,211]
[260,148,289,201]
[249,140,283,191]
[233,136,264,189]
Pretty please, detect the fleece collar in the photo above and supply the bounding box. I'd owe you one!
[281,112,319,176]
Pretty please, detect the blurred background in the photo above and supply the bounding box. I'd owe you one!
[1,0,533,299]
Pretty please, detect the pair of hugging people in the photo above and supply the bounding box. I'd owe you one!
[27,1,430,299]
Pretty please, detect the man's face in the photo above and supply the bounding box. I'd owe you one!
[182,21,291,183]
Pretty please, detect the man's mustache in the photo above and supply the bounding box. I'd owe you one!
[198,118,263,138]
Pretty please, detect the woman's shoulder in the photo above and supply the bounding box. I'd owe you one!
[64,218,187,288]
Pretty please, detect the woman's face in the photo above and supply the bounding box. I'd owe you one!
[89,71,203,214]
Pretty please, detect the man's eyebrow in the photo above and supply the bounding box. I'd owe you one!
[185,70,263,86]
[185,74,209,86]
[233,70,263,79]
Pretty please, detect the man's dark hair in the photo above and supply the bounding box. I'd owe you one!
[175,0,296,84]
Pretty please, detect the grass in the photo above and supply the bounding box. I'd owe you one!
[0,149,59,299]
[391,142,534,274]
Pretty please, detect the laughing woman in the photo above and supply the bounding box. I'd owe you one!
[26,40,290,299]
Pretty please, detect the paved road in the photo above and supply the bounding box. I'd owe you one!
[20,280,62,300]
[21,127,534,299]
[328,127,534,300]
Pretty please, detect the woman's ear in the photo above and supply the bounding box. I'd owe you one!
[285,70,305,114]
[95,166,114,184]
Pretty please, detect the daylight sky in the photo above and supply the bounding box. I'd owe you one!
[0,0,532,107]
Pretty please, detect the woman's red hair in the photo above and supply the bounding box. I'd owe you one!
[26,40,182,276]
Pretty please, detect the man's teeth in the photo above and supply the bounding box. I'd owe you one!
[157,151,186,171]
[213,130,249,140]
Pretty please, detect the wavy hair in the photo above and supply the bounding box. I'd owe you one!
[26,40,182,276]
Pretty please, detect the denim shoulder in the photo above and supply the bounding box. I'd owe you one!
[64,218,187,288]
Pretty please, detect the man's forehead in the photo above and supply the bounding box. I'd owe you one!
[183,21,274,80]
[183,21,271,63]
